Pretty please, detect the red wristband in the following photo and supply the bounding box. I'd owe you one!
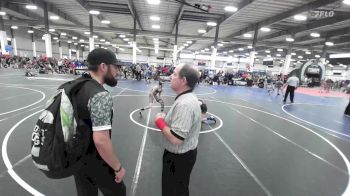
[155,118,167,131]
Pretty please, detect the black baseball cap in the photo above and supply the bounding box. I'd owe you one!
[87,48,121,71]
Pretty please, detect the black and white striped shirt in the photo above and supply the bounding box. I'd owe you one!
[163,90,201,154]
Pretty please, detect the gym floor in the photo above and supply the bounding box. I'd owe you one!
[0,69,349,196]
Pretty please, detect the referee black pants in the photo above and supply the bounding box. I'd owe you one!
[74,154,126,196]
[284,85,296,102]
[162,148,197,196]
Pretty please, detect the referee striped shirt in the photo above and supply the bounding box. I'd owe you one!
[163,90,202,154]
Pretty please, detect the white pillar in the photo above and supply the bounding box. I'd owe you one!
[44,33,52,57]
[32,42,37,58]
[89,37,94,52]
[12,38,18,56]
[132,41,137,64]
[76,50,80,60]
[59,46,63,59]
[173,45,178,62]
[249,51,256,66]
[211,48,217,68]
[68,49,72,59]
[0,31,7,55]
[283,54,292,75]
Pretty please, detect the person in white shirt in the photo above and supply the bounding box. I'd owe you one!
[139,81,164,117]
[283,73,300,103]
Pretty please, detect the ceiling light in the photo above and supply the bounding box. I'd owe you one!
[150,15,160,21]
[187,40,192,44]
[79,39,84,42]
[325,42,334,46]
[61,32,66,36]
[291,52,296,56]
[286,37,295,42]
[265,50,271,53]
[315,55,321,58]
[305,51,311,54]
[112,44,117,47]
[123,38,129,41]
[89,10,100,15]
[147,0,160,5]
[67,41,72,43]
[207,22,217,27]
[229,50,234,53]
[198,29,206,34]
[294,14,307,21]
[205,48,210,51]
[243,34,252,38]
[267,55,271,58]
[84,32,90,35]
[277,48,283,52]
[260,27,271,32]
[298,56,303,59]
[184,43,189,47]
[101,20,110,24]
[100,39,105,42]
[247,45,253,49]
[53,37,58,40]
[343,0,350,5]
[105,41,110,44]
[238,48,244,51]
[153,38,159,41]
[50,15,59,20]
[27,30,34,33]
[310,32,320,38]
[119,34,126,38]
[26,5,37,10]
[218,43,223,47]
[276,54,281,57]
[224,6,238,12]
[223,51,228,54]
[49,29,55,32]
[93,35,98,39]
[72,37,77,40]
[11,26,18,29]
[74,43,78,45]
[80,45,84,47]
[0,11,6,16]
[152,24,160,29]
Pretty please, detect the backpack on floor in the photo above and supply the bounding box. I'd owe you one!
[31,77,91,179]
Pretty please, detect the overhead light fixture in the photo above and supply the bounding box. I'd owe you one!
[218,43,223,47]
[150,15,160,21]
[26,4,37,10]
[119,34,126,38]
[152,24,160,29]
[89,10,100,15]
[277,48,283,52]
[198,29,206,34]
[153,38,159,41]
[84,32,90,35]
[315,55,321,58]
[72,37,77,40]
[265,50,271,53]
[147,0,160,5]
[267,55,271,58]
[50,15,60,20]
[101,20,110,24]
[67,41,72,43]
[206,22,217,27]
[276,54,281,57]
[325,42,334,46]
[243,34,252,38]
[298,56,303,59]
[286,37,295,42]
[205,48,210,51]
[187,40,192,44]
[123,38,129,41]
[223,51,228,54]
[27,30,34,34]
[343,0,350,5]
[305,51,311,54]
[79,39,84,42]
[310,32,320,38]
[105,41,111,44]
[93,35,98,39]
[294,14,307,21]
[53,37,58,40]
[74,43,78,45]
[224,6,238,12]
[49,29,55,32]
[229,50,234,53]
[80,45,84,47]
[184,43,189,47]
[11,26,18,29]
[247,45,253,49]
[291,52,296,56]
[260,27,271,32]
[112,44,117,47]
[61,32,67,36]
[0,11,6,16]
[100,39,106,42]
[238,48,244,51]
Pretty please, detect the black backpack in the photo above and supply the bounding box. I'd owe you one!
[31,77,92,179]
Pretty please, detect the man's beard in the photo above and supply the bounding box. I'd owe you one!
[104,67,118,87]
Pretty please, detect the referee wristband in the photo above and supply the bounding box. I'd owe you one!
[155,118,167,131]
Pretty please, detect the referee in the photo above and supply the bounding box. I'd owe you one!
[154,64,201,196]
